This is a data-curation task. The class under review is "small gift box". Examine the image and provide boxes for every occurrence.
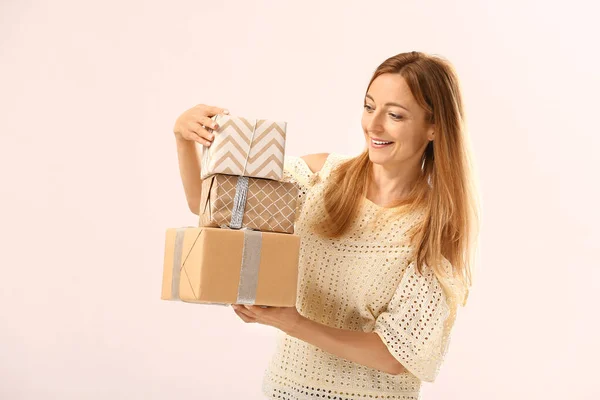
[161,227,299,307]
[199,174,298,234]
[200,114,287,180]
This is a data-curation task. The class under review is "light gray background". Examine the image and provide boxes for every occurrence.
[1,1,598,399]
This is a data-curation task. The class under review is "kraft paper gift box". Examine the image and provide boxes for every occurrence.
[199,174,299,234]
[200,114,287,180]
[161,227,299,307]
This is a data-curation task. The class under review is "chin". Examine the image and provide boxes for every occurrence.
[367,147,393,165]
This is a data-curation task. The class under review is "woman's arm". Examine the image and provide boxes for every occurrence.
[175,137,203,214]
[172,104,229,214]
[235,299,406,376]
[288,316,406,375]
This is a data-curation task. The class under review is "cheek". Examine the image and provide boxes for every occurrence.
[387,124,406,142]
[392,130,427,153]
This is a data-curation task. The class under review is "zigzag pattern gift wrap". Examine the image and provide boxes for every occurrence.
[200,114,286,180]
[199,174,298,234]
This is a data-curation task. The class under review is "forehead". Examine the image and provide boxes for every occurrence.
[366,73,416,105]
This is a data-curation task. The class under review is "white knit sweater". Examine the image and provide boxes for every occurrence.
[262,153,455,400]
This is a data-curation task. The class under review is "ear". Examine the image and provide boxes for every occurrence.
[427,125,435,141]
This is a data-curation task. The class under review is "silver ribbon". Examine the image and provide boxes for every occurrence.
[236,229,263,305]
[171,227,263,306]
[229,176,249,229]
[171,227,188,300]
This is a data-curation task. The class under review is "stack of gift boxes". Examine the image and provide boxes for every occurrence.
[161,114,301,307]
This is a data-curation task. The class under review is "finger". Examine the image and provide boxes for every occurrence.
[235,304,259,319]
[197,116,220,133]
[198,105,229,117]
[233,309,252,323]
[187,122,213,146]
[245,305,266,315]
[233,308,255,323]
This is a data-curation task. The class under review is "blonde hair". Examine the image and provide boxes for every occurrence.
[315,51,480,309]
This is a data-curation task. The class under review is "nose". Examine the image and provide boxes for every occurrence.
[367,111,385,134]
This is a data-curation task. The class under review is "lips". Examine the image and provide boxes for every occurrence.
[372,139,393,145]
[370,137,394,147]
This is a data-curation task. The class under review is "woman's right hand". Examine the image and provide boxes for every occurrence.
[173,104,229,147]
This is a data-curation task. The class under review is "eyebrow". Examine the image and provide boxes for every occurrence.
[365,94,411,112]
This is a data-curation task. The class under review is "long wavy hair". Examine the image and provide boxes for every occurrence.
[315,51,480,309]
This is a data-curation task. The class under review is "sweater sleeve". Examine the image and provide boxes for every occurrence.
[373,260,452,383]
[282,156,319,217]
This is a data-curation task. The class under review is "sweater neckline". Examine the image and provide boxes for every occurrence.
[362,196,408,211]
[295,154,407,212]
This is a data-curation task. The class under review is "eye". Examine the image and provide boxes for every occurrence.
[389,113,403,120]
[363,104,374,112]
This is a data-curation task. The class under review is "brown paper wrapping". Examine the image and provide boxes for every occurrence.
[161,227,299,307]
[199,175,298,234]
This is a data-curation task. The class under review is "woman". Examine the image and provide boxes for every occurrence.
[173,51,480,400]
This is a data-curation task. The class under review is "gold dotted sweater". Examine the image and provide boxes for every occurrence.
[262,153,456,400]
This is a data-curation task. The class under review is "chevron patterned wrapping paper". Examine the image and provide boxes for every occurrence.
[199,174,299,234]
[200,114,287,180]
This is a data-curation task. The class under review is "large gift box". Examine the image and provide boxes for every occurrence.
[200,114,286,180]
[199,174,298,234]
[161,227,299,306]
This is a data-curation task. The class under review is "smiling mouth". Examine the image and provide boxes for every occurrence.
[370,138,394,147]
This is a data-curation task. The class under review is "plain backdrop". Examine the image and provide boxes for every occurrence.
[1,1,599,399]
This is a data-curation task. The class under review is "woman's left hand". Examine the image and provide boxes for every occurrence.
[232,304,304,334]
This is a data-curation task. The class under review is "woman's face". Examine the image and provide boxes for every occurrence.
[361,73,434,167]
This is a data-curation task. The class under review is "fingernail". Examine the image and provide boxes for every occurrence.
[223,109,229,114]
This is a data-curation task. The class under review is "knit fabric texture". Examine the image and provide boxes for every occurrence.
[262,153,455,400]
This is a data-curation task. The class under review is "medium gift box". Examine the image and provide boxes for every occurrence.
[161,227,299,307]
[200,114,287,180]
[199,174,299,234]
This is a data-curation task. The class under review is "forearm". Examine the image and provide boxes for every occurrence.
[175,136,202,214]
[286,316,405,375]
